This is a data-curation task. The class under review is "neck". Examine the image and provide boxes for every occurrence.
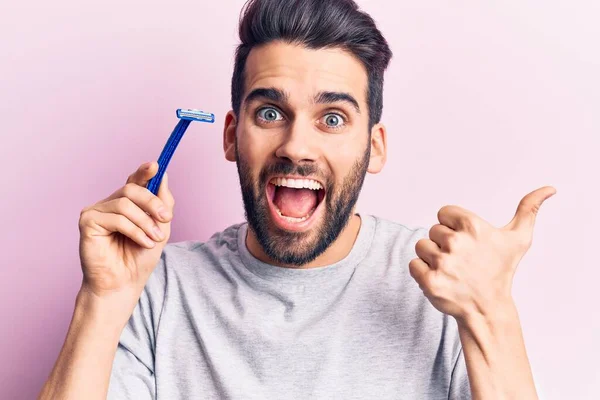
[245,212,362,269]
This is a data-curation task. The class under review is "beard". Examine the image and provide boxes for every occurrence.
[235,140,371,267]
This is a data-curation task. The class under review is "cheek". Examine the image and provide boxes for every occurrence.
[238,124,281,160]
[237,129,277,182]
[327,163,353,194]
[325,145,361,173]
[237,127,269,163]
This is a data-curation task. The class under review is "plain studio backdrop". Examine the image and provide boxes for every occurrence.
[1,0,598,398]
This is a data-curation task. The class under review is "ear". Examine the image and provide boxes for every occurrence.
[367,122,387,174]
[223,110,237,162]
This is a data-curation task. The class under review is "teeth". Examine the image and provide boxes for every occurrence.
[272,202,316,223]
[270,177,323,190]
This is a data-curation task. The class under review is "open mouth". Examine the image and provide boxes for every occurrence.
[265,176,326,231]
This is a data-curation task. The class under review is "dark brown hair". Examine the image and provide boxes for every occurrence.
[231,0,393,129]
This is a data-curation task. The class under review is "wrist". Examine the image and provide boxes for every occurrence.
[457,297,519,331]
[455,299,538,400]
[74,285,139,337]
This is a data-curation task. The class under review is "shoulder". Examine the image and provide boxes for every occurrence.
[367,214,429,259]
[363,215,450,330]
[368,216,464,377]
[165,221,244,257]
[145,221,245,293]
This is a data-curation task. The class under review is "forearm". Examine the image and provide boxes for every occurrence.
[38,289,131,400]
[456,301,537,400]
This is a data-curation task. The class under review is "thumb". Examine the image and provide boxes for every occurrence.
[158,170,168,195]
[157,172,174,212]
[504,186,557,233]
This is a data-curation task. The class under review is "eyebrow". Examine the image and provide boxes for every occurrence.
[244,87,289,109]
[314,91,361,114]
[243,87,361,114]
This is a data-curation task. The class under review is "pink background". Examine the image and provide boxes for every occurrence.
[1,0,598,398]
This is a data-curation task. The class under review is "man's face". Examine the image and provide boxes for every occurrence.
[228,41,377,267]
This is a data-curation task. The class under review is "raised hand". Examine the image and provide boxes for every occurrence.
[78,161,175,306]
[409,186,557,321]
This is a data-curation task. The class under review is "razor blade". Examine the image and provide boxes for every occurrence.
[176,108,215,123]
[146,108,215,195]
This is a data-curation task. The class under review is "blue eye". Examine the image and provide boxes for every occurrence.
[257,107,283,122]
[322,113,345,129]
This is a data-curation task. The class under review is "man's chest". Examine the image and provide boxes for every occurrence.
[152,288,452,399]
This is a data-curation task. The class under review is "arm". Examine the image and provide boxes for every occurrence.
[39,161,174,399]
[456,301,537,399]
[38,288,134,400]
[408,186,556,399]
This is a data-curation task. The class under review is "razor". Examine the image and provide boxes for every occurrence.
[146,108,215,195]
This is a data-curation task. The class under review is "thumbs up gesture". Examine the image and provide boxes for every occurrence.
[409,186,557,321]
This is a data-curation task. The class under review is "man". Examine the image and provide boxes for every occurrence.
[40,0,555,399]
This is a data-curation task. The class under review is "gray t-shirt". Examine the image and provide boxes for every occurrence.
[108,213,471,399]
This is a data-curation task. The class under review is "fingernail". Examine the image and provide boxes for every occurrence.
[157,207,169,220]
[153,225,165,240]
[144,237,156,248]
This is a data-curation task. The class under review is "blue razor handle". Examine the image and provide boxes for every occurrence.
[146,109,215,195]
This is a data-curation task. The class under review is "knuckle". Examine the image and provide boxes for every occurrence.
[415,238,427,251]
[437,205,452,219]
[409,259,424,281]
[445,233,460,251]
[431,251,445,267]
[78,210,89,229]
[425,273,441,294]
[79,204,94,219]
[428,225,437,238]
[114,213,131,230]
[462,218,479,237]
[79,208,98,232]
[115,197,133,213]
[123,182,138,197]
[435,253,450,270]
[419,273,433,292]
[408,259,418,276]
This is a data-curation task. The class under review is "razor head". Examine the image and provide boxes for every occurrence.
[176,108,215,123]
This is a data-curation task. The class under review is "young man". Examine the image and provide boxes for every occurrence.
[41,0,555,398]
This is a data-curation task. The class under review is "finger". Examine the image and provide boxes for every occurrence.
[428,224,458,253]
[437,205,480,235]
[125,162,173,223]
[504,186,557,233]
[96,161,158,205]
[95,197,166,243]
[409,257,433,290]
[437,205,464,231]
[156,172,174,215]
[100,181,170,224]
[127,161,157,186]
[84,209,156,249]
[415,238,442,268]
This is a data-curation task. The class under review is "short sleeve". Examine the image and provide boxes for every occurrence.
[448,346,472,400]
[107,344,155,399]
[107,255,168,399]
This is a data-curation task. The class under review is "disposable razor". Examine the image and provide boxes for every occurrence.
[146,109,215,195]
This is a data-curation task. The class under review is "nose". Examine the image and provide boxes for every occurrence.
[274,117,318,164]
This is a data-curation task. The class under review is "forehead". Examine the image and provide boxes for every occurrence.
[244,41,368,106]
